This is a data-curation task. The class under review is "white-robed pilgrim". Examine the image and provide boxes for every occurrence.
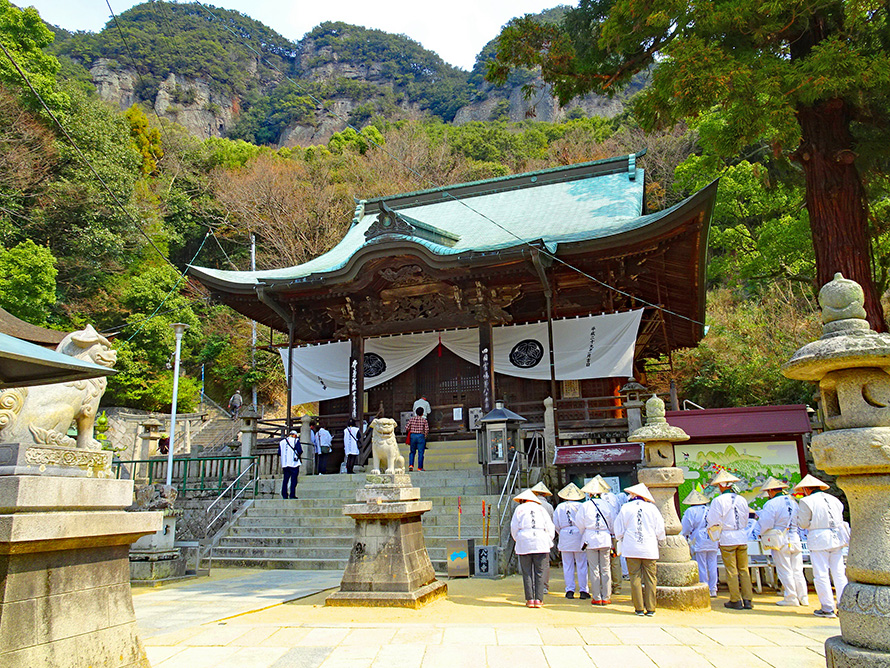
[613,485,665,560]
[511,490,555,555]
[706,490,749,546]
[279,431,302,468]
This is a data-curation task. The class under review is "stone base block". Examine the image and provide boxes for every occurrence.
[130,549,186,581]
[658,535,692,562]
[839,582,890,653]
[355,486,420,503]
[365,473,411,487]
[0,443,112,478]
[656,560,701,587]
[326,580,447,609]
[827,635,890,667]
[656,582,711,610]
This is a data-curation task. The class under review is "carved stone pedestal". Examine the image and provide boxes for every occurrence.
[631,397,710,611]
[326,473,447,608]
[0,443,161,668]
[783,274,890,667]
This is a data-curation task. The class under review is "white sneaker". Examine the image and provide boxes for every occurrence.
[776,599,799,606]
[799,597,810,606]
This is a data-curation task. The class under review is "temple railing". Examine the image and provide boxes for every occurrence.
[113,455,259,498]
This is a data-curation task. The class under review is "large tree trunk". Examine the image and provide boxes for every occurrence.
[796,98,886,332]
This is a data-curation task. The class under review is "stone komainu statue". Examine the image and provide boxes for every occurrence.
[369,417,405,475]
[0,325,117,449]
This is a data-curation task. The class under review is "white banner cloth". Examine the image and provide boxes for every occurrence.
[279,310,643,403]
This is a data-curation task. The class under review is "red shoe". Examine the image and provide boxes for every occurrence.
[408,466,413,471]
[591,599,603,605]
[602,599,611,605]
[533,600,543,608]
[526,600,534,608]
[418,468,424,471]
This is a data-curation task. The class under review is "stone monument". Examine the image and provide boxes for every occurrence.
[326,462,447,607]
[129,483,186,582]
[783,273,890,667]
[630,394,711,610]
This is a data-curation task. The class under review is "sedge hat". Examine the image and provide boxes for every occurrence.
[710,469,740,487]
[581,476,611,496]
[681,489,710,506]
[624,483,655,504]
[557,482,585,501]
[530,481,552,496]
[759,477,789,494]
[793,474,830,492]
[514,489,542,504]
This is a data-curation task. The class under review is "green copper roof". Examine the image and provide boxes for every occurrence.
[190,154,653,288]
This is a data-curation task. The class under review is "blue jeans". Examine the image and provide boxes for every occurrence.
[409,433,426,469]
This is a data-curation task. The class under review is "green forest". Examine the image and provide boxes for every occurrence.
[4,0,884,415]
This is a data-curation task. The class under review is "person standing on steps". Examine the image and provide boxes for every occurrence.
[227,389,243,420]
[796,474,848,618]
[756,477,808,607]
[405,407,429,472]
[315,422,332,475]
[278,429,302,499]
[412,395,432,420]
[530,481,555,594]
[706,469,754,610]
[343,419,361,474]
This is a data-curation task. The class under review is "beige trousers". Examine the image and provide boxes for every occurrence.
[720,544,753,602]
[626,557,657,613]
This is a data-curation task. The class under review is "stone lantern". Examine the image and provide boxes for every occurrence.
[620,378,648,434]
[783,273,890,667]
[478,401,526,475]
[630,394,710,610]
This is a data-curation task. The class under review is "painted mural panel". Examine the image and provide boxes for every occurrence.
[674,440,803,512]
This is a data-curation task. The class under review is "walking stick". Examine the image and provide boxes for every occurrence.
[482,501,486,546]
[458,496,462,540]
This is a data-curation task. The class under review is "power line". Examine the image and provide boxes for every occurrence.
[0,40,180,273]
[188,0,706,328]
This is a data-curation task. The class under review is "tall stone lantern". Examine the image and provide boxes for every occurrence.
[630,394,710,610]
[783,273,890,667]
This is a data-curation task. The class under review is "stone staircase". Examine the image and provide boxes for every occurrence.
[205,441,505,573]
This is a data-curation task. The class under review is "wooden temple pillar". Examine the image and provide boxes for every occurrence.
[479,322,495,414]
[349,335,365,426]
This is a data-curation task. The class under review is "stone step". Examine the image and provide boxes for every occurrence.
[218,536,355,548]
[248,495,497,510]
[202,556,349,570]
[212,546,353,559]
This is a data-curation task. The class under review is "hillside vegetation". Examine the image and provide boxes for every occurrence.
[0,0,842,417]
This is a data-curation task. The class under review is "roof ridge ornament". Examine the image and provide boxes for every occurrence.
[364,201,460,247]
[628,153,636,181]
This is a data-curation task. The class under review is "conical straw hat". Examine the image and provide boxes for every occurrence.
[558,482,585,501]
[681,489,710,506]
[793,474,830,492]
[530,481,552,496]
[759,477,789,494]
[710,469,740,486]
[624,483,655,504]
[581,477,611,496]
[514,489,542,504]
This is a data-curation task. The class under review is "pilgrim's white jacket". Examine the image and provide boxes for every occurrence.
[757,494,802,548]
[553,500,585,552]
[578,497,616,550]
[681,504,718,553]
[706,492,749,546]
[614,498,665,560]
[278,436,301,468]
[798,492,847,551]
[511,502,555,555]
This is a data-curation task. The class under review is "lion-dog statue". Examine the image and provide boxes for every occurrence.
[0,325,117,449]
[369,417,405,474]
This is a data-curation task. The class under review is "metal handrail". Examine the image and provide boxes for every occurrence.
[207,461,257,529]
[496,451,523,528]
[112,455,257,497]
[683,399,705,410]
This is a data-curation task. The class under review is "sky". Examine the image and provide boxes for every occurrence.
[23,0,565,71]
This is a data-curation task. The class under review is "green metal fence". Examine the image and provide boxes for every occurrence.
[112,455,259,498]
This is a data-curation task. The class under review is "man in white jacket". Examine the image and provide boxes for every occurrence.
[614,483,665,616]
[706,469,754,610]
[278,429,302,499]
[795,474,848,618]
[579,477,617,605]
[680,489,719,598]
[511,489,555,608]
[756,477,808,607]
[553,483,589,599]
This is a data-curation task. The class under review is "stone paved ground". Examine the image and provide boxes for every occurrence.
[134,569,837,668]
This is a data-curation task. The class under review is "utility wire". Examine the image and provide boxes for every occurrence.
[0,40,180,273]
[189,0,706,328]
